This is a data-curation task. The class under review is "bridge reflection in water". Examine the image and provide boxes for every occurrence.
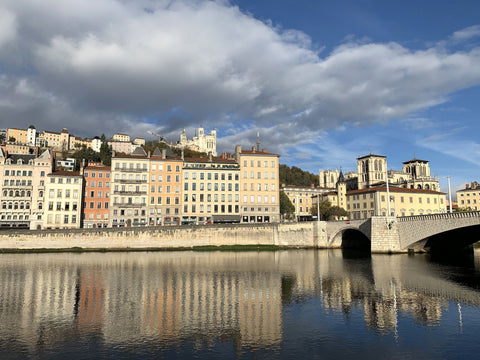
[0,250,479,357]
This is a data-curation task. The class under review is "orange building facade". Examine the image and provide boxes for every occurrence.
[148,151,183,226]
[83,164,111,228]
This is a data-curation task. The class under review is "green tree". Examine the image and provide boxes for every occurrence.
[8,136,16,143]
[279,164,319,186]
[280,191,295,219]
[0,133,5,143]
[71,145,101,170]
[99,141,112,166]
[310,199,349,221]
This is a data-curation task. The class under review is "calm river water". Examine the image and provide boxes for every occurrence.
[1,249,480,359]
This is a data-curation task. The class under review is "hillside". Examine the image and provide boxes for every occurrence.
[279,164,319,187]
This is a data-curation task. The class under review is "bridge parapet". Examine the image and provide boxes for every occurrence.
[396,211,480,250]
[398,211,480,222]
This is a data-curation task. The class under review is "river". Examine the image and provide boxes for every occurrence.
[1,249,480,359]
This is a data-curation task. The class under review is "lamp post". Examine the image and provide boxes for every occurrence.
[447,176,453,213]
[385,159,391,217]
[317,194,320,222]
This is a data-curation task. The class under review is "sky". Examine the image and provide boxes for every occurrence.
[1,0,480,195]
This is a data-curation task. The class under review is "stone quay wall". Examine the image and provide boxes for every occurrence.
[0,223,317,250]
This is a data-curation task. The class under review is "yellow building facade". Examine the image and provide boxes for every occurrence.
[347,187,446,220]
[457,181,480,211]
[237,146,280,223]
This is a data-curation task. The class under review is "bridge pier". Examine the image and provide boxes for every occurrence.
[370,216,405,253]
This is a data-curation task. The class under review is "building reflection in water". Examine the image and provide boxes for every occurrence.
[0,249,479,352]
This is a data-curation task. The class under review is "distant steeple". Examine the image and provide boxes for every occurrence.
[256,131,260,151]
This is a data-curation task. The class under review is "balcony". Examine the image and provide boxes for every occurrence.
[114,179,148,184]
[112,203,145,208]
[114,168,146,173]
[113,191,147,195]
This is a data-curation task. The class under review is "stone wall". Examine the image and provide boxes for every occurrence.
[369,216,403,253]
[0,223,316,250]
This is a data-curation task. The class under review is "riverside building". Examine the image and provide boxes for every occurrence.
[109,147,149,227]
[44,171,83,228]
[236,145,280,223]
[83,163,111,228]
[182,153,241,225]
[457,181,480,210]
[0,148,53,229]
[148,148,183,226]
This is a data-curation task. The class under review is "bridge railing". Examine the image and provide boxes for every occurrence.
[397,211,480,222]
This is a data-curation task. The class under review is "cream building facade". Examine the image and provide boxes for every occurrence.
[0,149,53,229]
[44,171,83,229]
[109,148,149,227]
[112,133,131,142]
[182,154,240,225]
[281,184,334,219]
[457,181,480,211]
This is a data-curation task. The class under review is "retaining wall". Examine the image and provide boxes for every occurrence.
[0,222,316,250]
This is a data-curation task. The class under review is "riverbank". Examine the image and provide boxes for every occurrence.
[0,222,318,252]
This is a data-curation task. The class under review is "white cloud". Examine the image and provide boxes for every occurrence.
[451,25,480,42]
[1,0,480,155]
[0,7,17,51]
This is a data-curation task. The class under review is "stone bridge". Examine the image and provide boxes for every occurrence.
[321,212,480,253]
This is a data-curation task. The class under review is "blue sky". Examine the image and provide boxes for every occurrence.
[1,0,479,194]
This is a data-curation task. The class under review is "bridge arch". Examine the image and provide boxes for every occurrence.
[398,212,480,252]
[329,226,371,250]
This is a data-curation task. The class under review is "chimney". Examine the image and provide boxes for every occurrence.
[162,149,166,159]
[181,149,184,161]
[466,184,470,189]
[208,152,212,162]
[147,151,151,158]
[262,149,267,153]
[252,146,256,153]
[234,145,241,162]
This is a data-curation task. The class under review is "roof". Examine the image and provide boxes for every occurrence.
[357,154,386,160]
[131,146,147,156]
[240,151,279,156]
[403,159,429,164]
[85,165,111,170]
[183,157,237,164]
[348,186,445,195]
[48,171,82,176]
[6,154,36,163]
[282,185,335,190]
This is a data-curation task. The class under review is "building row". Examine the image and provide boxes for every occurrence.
[2,125,217,157]
[0,143,279,229]
[283,153,447,220]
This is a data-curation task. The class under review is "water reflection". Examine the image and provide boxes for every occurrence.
[1,250,480,358]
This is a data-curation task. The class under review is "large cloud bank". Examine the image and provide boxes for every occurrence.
[1,0,480,152]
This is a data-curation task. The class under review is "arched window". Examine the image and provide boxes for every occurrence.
[14,202,18,209]
[27,191,31,197]
[39,190,43,197]
[8,202,12,209]
[374,160,378,171]
[15,190,19,197]
[21,190,25,197]
[20,202,24,209]
[2,202,6,209]
[25,202,30,210]
[417,184,422,189]
[378,161,382,172]
[432,184,436,191]
[2,190,6,197]
[9,190,13,197]
[425,184,430,190]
